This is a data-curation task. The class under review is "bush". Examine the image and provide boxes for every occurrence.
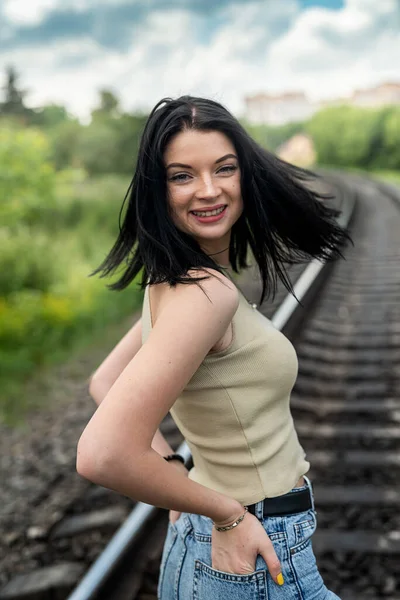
[75,114,146,176]
[0,227,63,295]
[380,107,400,169]
[242,120,305,152]
[0,126,56,229]
[0,128,140,423]
[306,105,395,170]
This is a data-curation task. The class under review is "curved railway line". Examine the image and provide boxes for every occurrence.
[1,171,399,600]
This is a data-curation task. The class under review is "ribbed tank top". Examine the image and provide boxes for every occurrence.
[141,276,310,506]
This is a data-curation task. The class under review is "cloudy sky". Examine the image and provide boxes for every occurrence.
[1,0,399,120]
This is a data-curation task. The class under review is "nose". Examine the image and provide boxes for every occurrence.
[195,175,221,200]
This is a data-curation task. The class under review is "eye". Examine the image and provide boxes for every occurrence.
[169,173,191,182]
[218,165,237,174]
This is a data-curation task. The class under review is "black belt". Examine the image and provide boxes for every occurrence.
[246,487,312,518]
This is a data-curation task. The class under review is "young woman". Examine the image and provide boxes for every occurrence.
[77,95,351,599]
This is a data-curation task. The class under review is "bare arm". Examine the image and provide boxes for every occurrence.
[88,317,143,406]
[76,270,243,526]
[87,316,182,465]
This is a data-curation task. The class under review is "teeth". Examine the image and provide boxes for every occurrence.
[193,206,225,217]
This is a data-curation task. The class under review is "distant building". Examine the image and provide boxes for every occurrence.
[350,82,400,108]
[277,133,316,168]
[245,92,317,126]
[245,82,400,125]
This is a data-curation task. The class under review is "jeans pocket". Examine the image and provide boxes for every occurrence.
[289,509,317,556]
[288,510,334,600]
[193,559,267,600]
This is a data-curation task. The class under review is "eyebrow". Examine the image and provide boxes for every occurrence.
[166,153,238,170]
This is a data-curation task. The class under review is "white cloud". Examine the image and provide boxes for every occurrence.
[1,0,399,120]
[266,0,400,101]
[2,0,128,25]
[3,0,56,25]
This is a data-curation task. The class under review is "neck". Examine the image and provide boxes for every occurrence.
[201,235,231,267]
[209,249,230,267]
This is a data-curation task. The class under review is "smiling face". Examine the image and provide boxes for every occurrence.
[164,129,243,264]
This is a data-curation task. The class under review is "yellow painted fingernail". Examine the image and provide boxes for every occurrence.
[277,573,284,586]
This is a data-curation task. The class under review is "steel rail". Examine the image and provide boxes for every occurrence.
[67,175,356,600]
[67,443,192,600]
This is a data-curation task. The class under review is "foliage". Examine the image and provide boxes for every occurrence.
[306,105,400,171]
[75,112,147,175]
[380,106,400,169]
[0,228,62,296]
[335,166,400,187]
[91,89,121,120]
[1,66,400,422]
[0,126,56,229]
[0,65,33,121]
[242,119,305,152]
[0,123,141,423]
[47,119,83,170]
[1,66,399,173]
[30,104,71,128]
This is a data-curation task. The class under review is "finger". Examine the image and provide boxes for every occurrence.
[260,542,284,586]
[169,511,182,525]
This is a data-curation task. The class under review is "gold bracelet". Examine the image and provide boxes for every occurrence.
[214,507,248,532]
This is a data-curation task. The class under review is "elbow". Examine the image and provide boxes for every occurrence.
[76,432,109,484]
[88,373,111,406]
[88,372,96,397]
[76,429,139,489]
[88,372,100,399]
[76,434,95,482]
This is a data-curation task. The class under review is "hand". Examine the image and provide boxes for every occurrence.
[168,509,182,525]
[211,510,283,586]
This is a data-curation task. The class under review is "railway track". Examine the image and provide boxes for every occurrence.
[291,175,400,599]
[1,171,398,599]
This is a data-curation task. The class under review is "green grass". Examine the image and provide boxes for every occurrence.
[0,287,144,427]
[318,165,400,187]
[3,310,142,429]
[367,169,400,186]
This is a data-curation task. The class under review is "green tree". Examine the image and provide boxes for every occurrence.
[306,105,384,168]
[380,106,400,169]
[110,113,147,174]
[0,65,33,122]
[48,119,82,170]
[30,104,70,128]
[91,89,120,121]
[0,126,56,229]
[0,125,59,299]
[77,111,146,175]
[76,120,119,174]
[242,120,305,152]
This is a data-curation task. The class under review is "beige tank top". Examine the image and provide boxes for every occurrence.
[141,277,310,506]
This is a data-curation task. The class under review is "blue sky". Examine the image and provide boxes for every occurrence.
[0,0,399,120]
[299,0,344,8]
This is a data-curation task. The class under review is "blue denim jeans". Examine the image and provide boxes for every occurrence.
[157,476,341,599]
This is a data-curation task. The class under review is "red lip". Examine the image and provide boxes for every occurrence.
[190,204,226,212]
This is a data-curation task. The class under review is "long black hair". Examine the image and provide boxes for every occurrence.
[90,95,353,304]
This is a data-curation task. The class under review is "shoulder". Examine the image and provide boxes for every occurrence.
[187,267,239,305]
[173,267,238,311]
[150,268,239,327]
